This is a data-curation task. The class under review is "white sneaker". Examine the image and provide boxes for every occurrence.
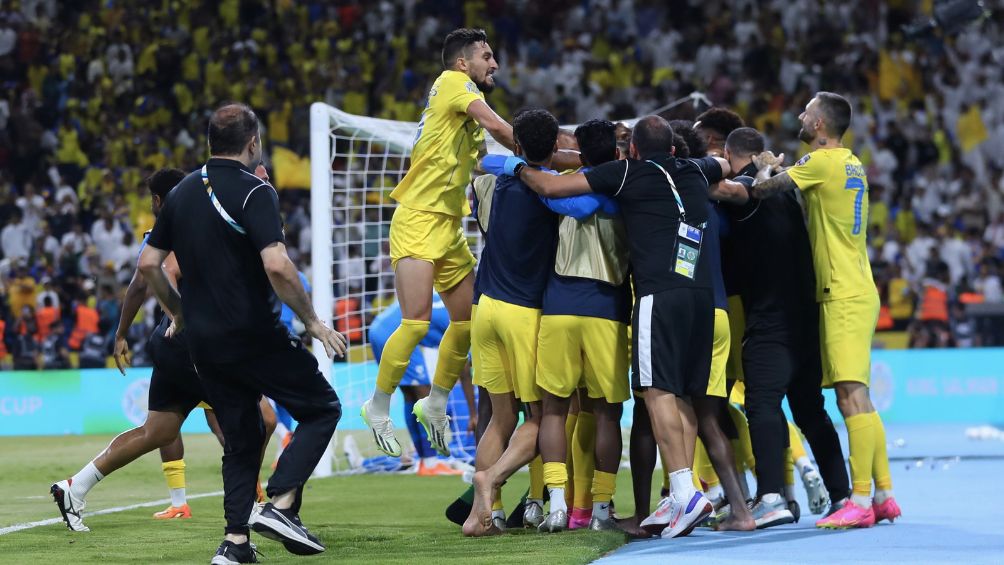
[361,399,401,457]
[412,397,451,456]
[801,468,829,515]
[51,479,89,532]
[342,435,365,469]
[641,492,713,539]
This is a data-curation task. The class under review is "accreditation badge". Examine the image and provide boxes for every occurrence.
[673,222,703,279]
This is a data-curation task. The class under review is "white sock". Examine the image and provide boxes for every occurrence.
[706,484,724,502]
[669,468,696,502]
[548,488,567,512]
[425,385,450,413]
[527,498,544,509]
[851,493,872,508]
[370,389,393,418]
[783,485,796,502]
[169,487,187,507]
[762,492,783,504]
[874,489,894,504]
[491,508,505,520]
[592,501,610,520]
[796,456,814,476]
[70,462,104,499]
[422,456,439,467]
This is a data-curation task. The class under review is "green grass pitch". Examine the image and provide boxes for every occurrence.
[0,433,631,563]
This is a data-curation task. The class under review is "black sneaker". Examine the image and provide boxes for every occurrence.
[824,498,847,518]
[787,499,801,523]
[210,540,260,564]
[250,503,324,555]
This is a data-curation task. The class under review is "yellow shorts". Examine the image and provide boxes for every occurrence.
[389,204,475,292]
[729,380,746,406]
[536,315,630,403]
[820,293,879,388]
[726,295,744,382]
[707,309,729,398]
[471,295,542,402]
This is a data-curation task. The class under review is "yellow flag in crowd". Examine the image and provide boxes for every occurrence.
[271,146,311,190]
[956,105,988,153]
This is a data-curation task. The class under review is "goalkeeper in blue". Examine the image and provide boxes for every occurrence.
[368,294,471,475]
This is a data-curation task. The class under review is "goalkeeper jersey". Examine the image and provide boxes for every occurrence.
[390,70,486,218]
[786,147,875,302]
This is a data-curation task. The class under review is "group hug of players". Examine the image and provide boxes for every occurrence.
[360,28,903,539]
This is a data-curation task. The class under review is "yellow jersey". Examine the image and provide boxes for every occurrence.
[787,147,876,302]
[390,70,486,217]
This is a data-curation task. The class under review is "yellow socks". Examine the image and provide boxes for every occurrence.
[571,412,596,509]
[431,320,471,391]
[788,420,808,462]
[529,456,545,500]
[591,470,617,519]
[871,412,893,492]
[693,439,717,489]
[162,459,187,507]
[543,461,568,512]
[846,413,876,504]
[728,404,756,472]
[375,319,429,395]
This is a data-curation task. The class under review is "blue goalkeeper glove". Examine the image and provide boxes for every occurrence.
[481,154,526,177]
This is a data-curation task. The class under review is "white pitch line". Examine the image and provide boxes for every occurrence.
[0,490,224,536]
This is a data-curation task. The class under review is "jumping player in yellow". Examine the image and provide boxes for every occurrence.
[361,28,516,457]
[751,92,901,528]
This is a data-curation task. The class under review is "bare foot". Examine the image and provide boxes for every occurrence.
[713,513,755,531]
[462,471,498,537]
[616,516,652,538]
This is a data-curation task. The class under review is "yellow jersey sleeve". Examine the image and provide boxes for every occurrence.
[786,152,828,191]
[798,148,875,302]
[390,70,486,218]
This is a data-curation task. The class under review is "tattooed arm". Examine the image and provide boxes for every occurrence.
[751,168,799,199]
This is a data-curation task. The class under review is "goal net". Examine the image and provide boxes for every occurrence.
[309,103,504,474]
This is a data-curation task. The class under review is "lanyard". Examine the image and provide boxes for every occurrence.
[646,160,687,222]
[202,164,247,234]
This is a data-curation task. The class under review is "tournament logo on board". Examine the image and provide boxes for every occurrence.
[870,361,894,412]
[122,377,151,426]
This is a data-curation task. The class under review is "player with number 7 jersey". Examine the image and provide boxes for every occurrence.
[750,92,899,530]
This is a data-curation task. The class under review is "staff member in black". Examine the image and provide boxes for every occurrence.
[483,115,755,536]
[719,127,851,518]
[140,103,347,565]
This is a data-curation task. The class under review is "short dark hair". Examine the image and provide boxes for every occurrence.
[442,28,488,69]
[669,119,707,158]
[631,115,675,158]
[671,133,689,159]
[145,168,186,200]
[724,127,765,157]
[815,92,852,138]
[695,107,745,138]
[513,108,559,164]
[574,119,617,167]
[208,103,259,155]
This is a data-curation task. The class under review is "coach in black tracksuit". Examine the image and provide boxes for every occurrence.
[140,103,347,565]
[721,128,851,512]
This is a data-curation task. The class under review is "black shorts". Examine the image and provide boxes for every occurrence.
[146,322,206,416]
[631,287,713,396]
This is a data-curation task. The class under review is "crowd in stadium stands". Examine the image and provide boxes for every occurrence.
[1,0,1003,368]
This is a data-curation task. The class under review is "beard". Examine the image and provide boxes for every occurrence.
[797,126,815,144]
[475,75,495,93]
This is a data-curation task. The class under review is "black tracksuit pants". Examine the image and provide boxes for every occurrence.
[743,329,850,502]
[196,340,341,536]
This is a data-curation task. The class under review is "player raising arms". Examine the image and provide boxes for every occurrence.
[751,92,901,528]
[360,28,517,458]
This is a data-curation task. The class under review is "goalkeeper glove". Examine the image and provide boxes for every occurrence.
[481,154,526,177]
